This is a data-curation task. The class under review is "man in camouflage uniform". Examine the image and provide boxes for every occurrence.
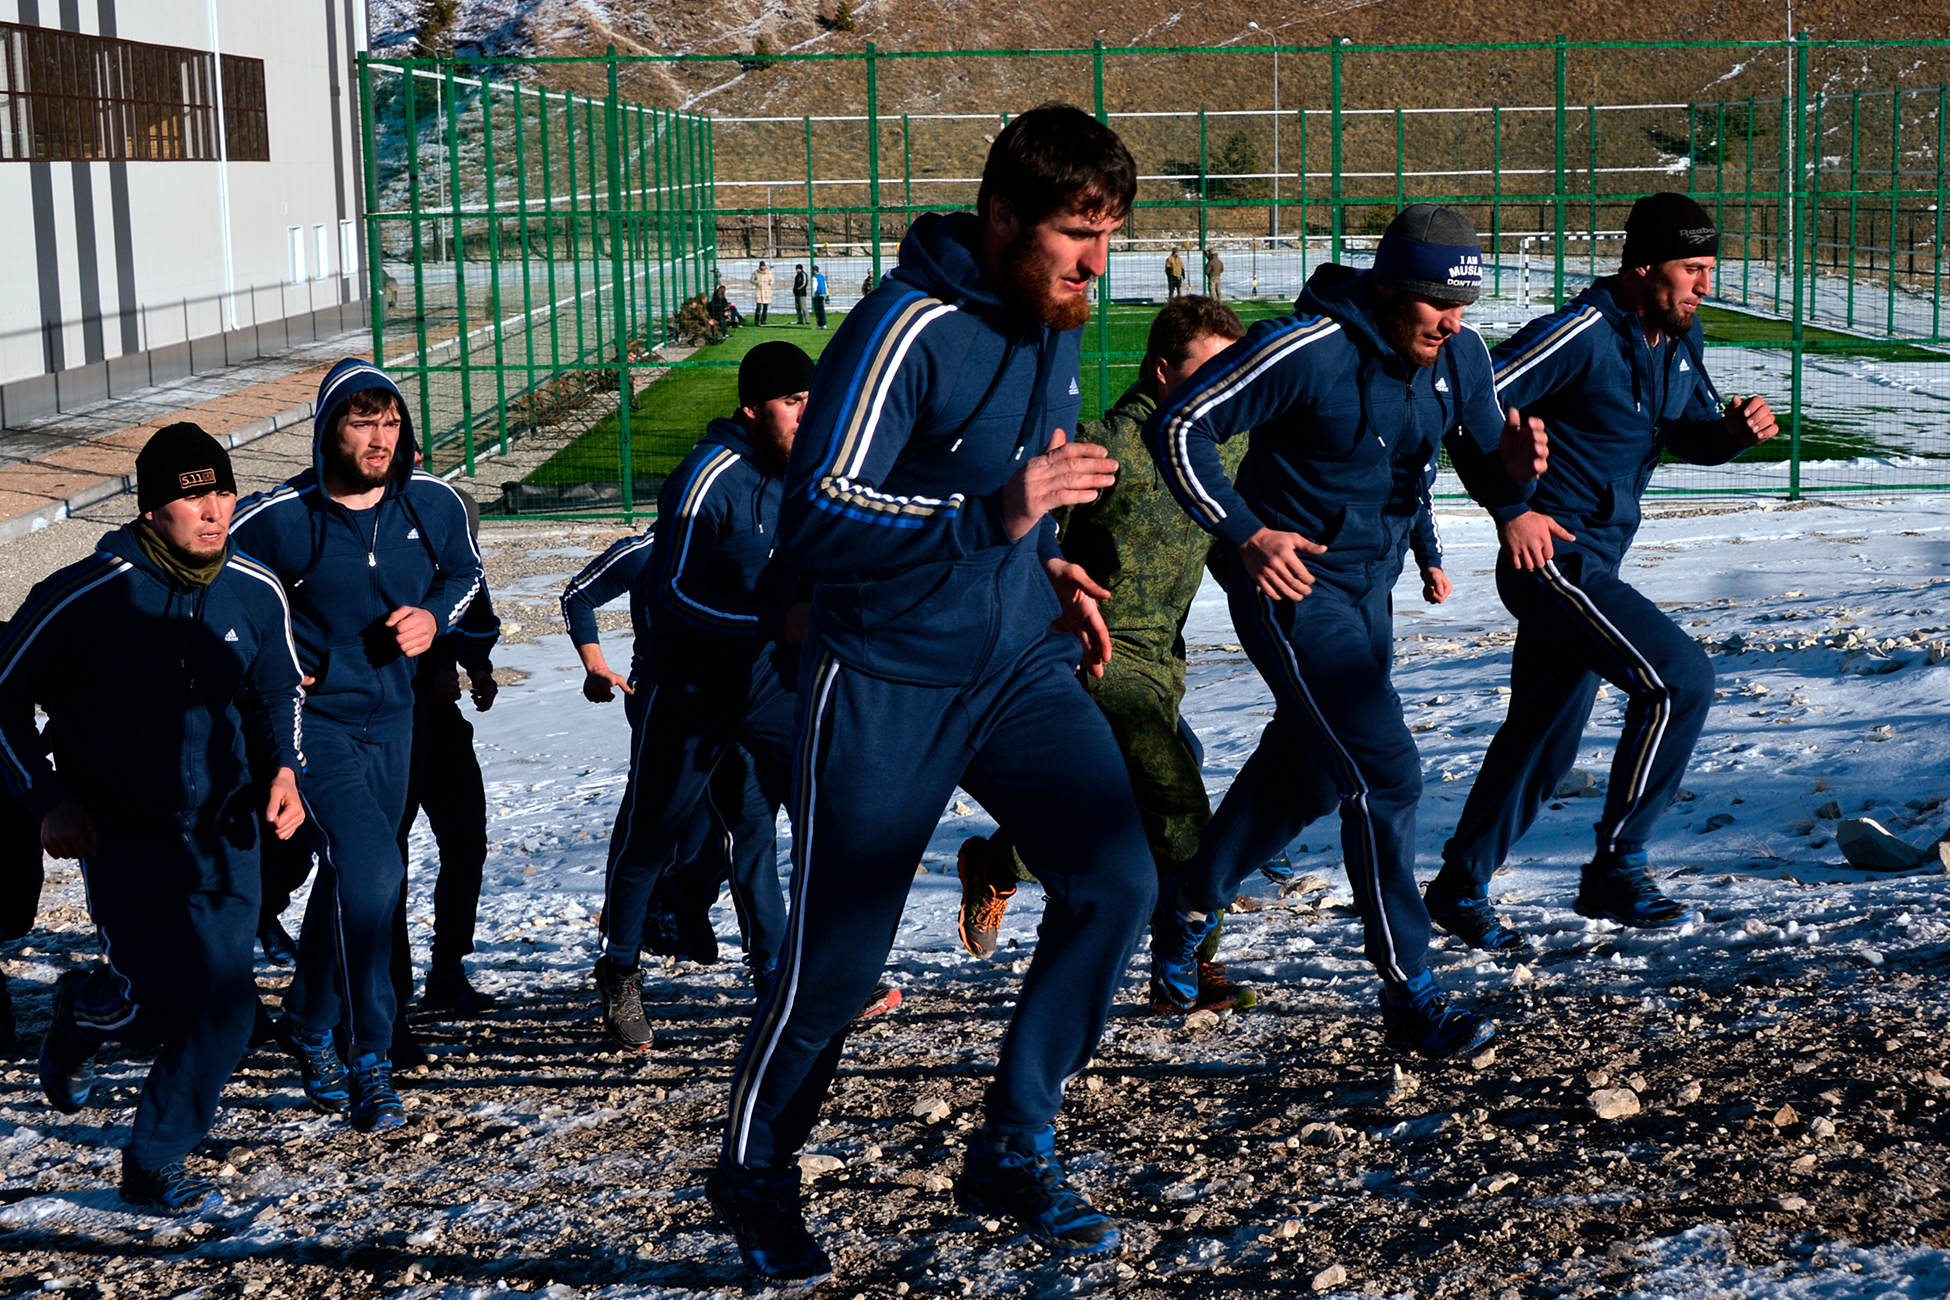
[955,296,1337,1012]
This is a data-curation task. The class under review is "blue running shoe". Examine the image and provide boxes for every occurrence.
[1575,849,1687,929]
[276,1020,350,1113]
[1259,851,1298,884]
[1149,891,1222,1009]
[346,1052,406,1132]
[38,970,98,1114]
[1424,877,1531,953]
[120,1160,222,1215]
[1380,971,1497,1059]
[707,1164,834,1283]
[955,1126,1119,1257]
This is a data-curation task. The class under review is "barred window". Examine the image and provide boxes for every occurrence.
[0,21,268,162]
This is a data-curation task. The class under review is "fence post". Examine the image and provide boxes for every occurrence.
[1789,34,1809,501]
[867,43,882,283]
[1847,90,1860,329]
[1093,40,1109,416]
[650,107,666,334]
[804,115,816,273]
[1553,34,1566,307]
[704,115,719,287]
[1887,88,1900,336]
[1492,103,1502,297]
[605,48,634,522]
[1587,103,1598,279]
[482,76,508,461]
[444,60,474,476]
[513,82,536,418]
[1198,107,1209,255]
[1937,84,1945,342]
[403,64,433,454]
[1330,39,1343,265]
[357,54,385,368]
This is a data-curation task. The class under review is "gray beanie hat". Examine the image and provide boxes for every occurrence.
[1371,204,1484,304]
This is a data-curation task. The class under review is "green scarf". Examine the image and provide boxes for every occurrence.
[134,521,226,589]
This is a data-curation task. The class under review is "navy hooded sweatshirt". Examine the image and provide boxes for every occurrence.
[0,525,304,824]
[230,360,483,735]
[777,210,1079,686]
[562,415,795,679]
[1144,267,1530,580]
[1490,277,1742,565]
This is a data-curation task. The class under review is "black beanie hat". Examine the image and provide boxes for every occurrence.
[1622,192,1719,269]
[1372,204,1483,304]
[137,422,237,513]
[738,341,816,409]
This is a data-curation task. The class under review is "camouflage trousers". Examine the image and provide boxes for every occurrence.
[994,644,1222,957]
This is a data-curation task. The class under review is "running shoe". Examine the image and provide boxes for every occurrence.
[1380,970,1496,1059]
[1575,848,1687,928]
[257,917,297,966]
[1424,876,1532,953]
[38,970,97,1113]
[855,984,903,1021]
[120,1160,222,1215]
[954,1125,1119,1257]
[595,956,653,1049]
[1148,891,1222,1009]
[275,1019,350,1114]
[1150,961,1256,1014]
[346,1052,406,1132]
[956,836,1016,960]
[421,965,498,1017]
[707,1163,834,1283]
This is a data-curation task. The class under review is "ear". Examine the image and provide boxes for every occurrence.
[987,192,1020,242]
[1147,354,1170,394]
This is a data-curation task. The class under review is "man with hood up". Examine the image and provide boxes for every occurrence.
[0,423,304,1213]
[1426,193,1776,950]
[230,361,482,1133]
[1143,205,1548,1060]
[711,103,1155,1283]
[584,340,814,1049]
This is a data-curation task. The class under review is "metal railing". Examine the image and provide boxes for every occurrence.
[360,38,1950,519]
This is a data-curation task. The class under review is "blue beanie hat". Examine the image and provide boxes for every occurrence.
[1372,204,1483,304]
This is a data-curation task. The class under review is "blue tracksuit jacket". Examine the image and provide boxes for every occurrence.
[1406,463,1443,573]
[1145,268,1531,573]
[230,360,483,735]
[779,210,1080,684]
[561,524,655,663]
[1492,277,1742,565]
[0,525,304,823]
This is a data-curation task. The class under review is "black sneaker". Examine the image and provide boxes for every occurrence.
[1424,877,1531,953]
[120,1160,222,1215]
[274,1019,350,1114]
[954,1126,1120,1257]
[595,957,653,1049]
[39,970,99,1113]
[346,1052,407,1132]
[258,917,297,966]
[1576,849,1688,928]
[421,966,498,1017]
[956,836,1016,960]
[391,1027,430,1072]
[1380,971,1496,1059]
[707,1164,834,1283]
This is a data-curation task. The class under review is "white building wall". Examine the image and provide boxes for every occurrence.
[0,0,367,409]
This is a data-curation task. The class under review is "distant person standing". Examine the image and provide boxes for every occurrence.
[1164,248,1185,298]
[752,261,775,327]
[1203,246,1224,300]
[810,266,829,329]
[791,264,809,325]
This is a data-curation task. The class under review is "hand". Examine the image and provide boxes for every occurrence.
[1723,394,1778,447]
[1499,406,1549,483]
[265,768,305,840]
[1001,429,1118,542]
[1045,558,1113,677]
[387,606,438,658]
[40,798,99,859]
[782,602,813,645]
[1237,527,1327,601]
[429,662,463,703]
[1499,510,1576,571]
[1421,566,1453,604]
[301,674,316,688]
[582,667,631,703]
[469,669,499,712]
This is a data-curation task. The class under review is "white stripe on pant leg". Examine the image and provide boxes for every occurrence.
[600,685,659,960]
[1247,592,1411,985]
[1537,561,1672,852]
[731,653,841,1167]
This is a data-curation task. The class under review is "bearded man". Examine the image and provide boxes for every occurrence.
[709,103,1156,1282]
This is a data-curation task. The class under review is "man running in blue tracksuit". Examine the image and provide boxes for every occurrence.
[562,524,788,997]
[573,342,813,1049]
[231,360,482,1132]
[1425,193,1777,948]
[711,104,1156,1282]
[0,424,304,1213]
[1143,206,1549,1059]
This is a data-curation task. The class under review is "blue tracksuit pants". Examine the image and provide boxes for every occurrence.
[723,636,1156,1172]
[1441,549,1714,886]
[72,799,259,1169]
[391,696,489,1010]
[599,658,794,964]
[642,744,787,978]
[1180,565,1430,986]
[283,716,412,1057]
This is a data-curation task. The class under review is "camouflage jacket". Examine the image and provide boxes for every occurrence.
[1057,382,1247,664]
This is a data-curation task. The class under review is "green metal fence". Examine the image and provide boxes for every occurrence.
[358,38,1950,520]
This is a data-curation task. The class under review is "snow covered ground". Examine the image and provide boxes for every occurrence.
[2,495,1948,1297]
